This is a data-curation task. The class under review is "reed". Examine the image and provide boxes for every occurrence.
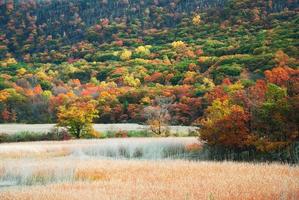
[0,139,298,200]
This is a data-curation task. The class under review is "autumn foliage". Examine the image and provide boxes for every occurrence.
[199,65,299,161]
[57,99,99,138]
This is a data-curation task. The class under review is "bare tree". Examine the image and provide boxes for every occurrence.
[144,96,173,136]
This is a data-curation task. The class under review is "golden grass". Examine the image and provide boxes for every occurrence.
[75,168,108,181]
[0,159,298,200]
[0,139,298,200]
[0,148,71,159]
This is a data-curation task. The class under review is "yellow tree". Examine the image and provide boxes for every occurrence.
[123,74,141,87]
[171,41,187,49]
[135,45,151,57]
[120,49,132,61]
[0,58,17,67]
[17,68,27,76]
[0,90,10,102]
[57,100,99,138]
[192,14,201,25]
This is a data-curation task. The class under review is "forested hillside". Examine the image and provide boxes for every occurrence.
[0,0,298,120]
[0,0,297,60]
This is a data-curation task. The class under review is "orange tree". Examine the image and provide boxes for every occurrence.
[198,64,299,162]
[199,99,251,150]
[57,99,99,138]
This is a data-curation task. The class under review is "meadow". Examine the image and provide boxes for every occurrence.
[0,138,298,200]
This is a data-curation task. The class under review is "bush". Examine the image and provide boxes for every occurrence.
[69,71,91,83]
[212,63,242,83]
[200,143,299,163]
[92,52,120,62]
[127,130,151,137]
[103,130,151,138]
[0,129,70,143]
[115,131,128,138]
[0,78,10,90]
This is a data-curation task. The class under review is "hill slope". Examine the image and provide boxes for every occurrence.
[0,0,298,125]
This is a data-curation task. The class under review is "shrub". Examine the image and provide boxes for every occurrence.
[92,52,119,62]
[115,131,128,138]
[0,129,71,143]
[127,130,151,137]
[212,63,242,82]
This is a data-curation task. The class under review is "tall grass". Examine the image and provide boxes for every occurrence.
[0,137,200,160]
[0,159,298,200]
[0,139,298,200]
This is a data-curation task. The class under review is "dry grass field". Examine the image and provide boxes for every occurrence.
[0,139,298,200]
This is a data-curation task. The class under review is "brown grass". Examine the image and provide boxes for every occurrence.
[0,139,298,200]
[75,168,108,181]
[0,159,298,200]
[0,148,71,159]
